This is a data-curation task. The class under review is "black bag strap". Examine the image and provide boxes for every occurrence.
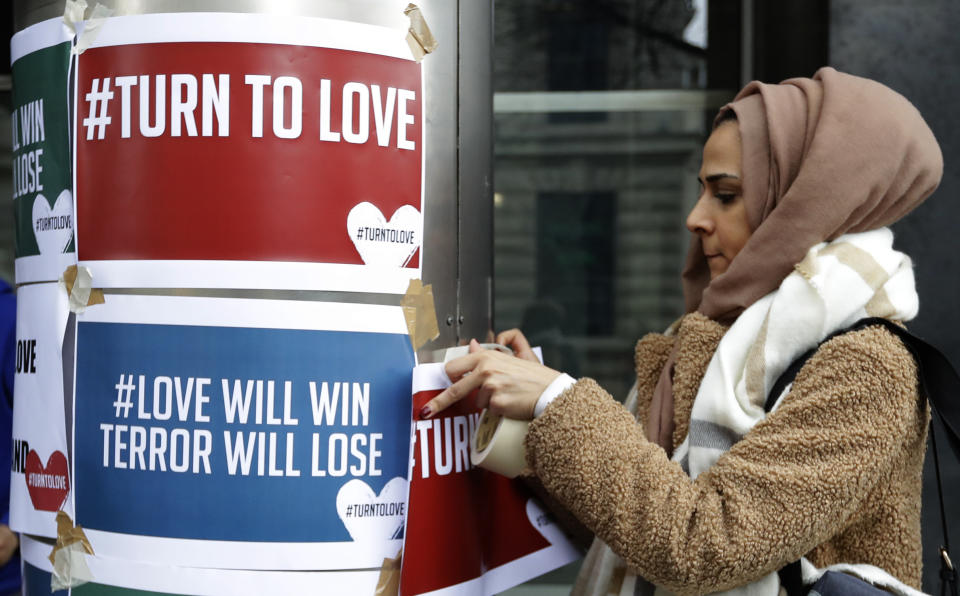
[933,423,959,596]
[777,560,805,596]
[767,317,960,596]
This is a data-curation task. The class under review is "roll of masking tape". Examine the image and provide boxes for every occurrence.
[470,408,529,478]
[437,342,513,363]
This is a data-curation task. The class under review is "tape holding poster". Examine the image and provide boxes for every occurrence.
[74,13,425,294]
[401,363,581,596]
[72,295,415,570]
[11,19,77,285]
[10,283,73,538]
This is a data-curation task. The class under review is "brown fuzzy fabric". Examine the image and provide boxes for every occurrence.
[632,333,675,429]
[526,318,928,595]
[519,469,596,550]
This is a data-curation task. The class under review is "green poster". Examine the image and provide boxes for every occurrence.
[11,19,75,283]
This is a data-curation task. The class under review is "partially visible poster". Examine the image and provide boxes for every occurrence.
[74,13,424,293]
[72,296,415,570]
[20,535,383,596]
[10,283,73,537]
[21,539,67,596]
[11,19,76,284]
[401,364,581,596]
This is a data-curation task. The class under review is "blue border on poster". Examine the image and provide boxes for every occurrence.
[74,322,414,543]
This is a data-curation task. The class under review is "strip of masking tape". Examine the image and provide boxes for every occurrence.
[60,265,106,313]
[63,0,88,34]
[374,550,401,596]
[470,408,530,478]
[73,3,115,55]
[401,278,439,351]
[403,4,438,62]
[49,511,95,590]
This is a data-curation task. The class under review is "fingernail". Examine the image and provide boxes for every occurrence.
[419,405,433,419]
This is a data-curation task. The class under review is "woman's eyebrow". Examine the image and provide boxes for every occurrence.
[705,173,740,182]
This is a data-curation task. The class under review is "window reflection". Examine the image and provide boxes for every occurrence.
[492,1,731,591]
[494,109,707,401]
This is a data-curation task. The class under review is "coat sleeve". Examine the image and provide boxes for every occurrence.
[524,325,924,595]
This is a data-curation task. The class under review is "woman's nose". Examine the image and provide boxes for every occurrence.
[686,196,714,235]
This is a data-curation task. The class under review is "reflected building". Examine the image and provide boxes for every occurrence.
[493,0,717,399]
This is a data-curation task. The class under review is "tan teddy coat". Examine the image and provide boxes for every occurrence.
[525,313,928,595]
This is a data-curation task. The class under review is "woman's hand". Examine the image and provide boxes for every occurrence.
[422,339,561,420]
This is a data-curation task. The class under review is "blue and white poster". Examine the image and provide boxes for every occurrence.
[72,296,415,570]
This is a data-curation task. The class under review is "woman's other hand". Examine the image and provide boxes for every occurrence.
[495,328,540,362]
[422,339,561,420]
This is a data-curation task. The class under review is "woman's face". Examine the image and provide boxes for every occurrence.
[687,120,752,280]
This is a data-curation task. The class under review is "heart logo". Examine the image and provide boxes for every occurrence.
[336,477,408,541]
[346,202,421,267]
[525,498,566,545]
[32,190,74,255]
[25,450,70,512]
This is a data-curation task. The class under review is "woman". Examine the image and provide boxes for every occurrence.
[422,68,943,595]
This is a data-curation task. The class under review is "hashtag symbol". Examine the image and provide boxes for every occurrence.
[113,374,135,419]
[83,78,114,140]
[345,505,353,518]
[356,227,364,241]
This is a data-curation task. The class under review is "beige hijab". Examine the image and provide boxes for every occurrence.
[646,67,943,452]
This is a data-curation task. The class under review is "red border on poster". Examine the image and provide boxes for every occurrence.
[76,40,422,271]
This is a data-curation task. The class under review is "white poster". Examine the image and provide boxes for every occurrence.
[10,283,73,537]
[20,535,384,596]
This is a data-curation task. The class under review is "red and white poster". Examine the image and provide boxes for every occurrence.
[74,13,423,293]
[402,364,581,596]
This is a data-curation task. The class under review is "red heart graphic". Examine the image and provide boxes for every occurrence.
[24,450,70,512]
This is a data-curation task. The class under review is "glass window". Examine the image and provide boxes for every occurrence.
[494,107,708,404]
[492,0,737,591]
